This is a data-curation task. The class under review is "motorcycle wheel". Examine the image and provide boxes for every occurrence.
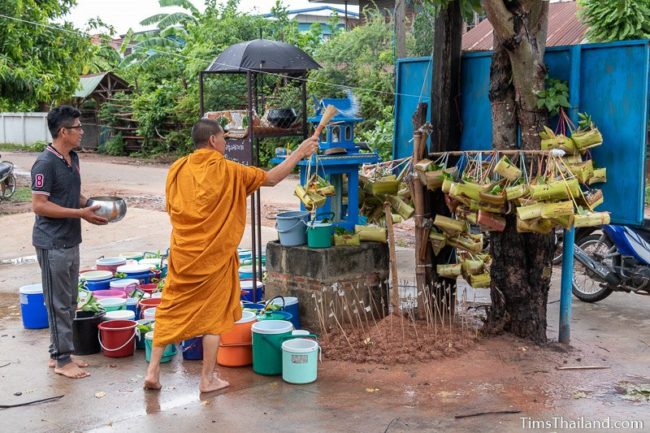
[572,234,615,302]
[0,173,16,199]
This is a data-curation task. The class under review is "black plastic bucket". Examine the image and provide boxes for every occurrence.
[73,310,105,355]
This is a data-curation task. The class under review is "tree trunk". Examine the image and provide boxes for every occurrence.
[483,0,553,343]
[395,0,407,58]
[429,0,463,316]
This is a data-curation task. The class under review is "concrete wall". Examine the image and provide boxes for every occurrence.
[0,112,51,145]
[266,241,390,330]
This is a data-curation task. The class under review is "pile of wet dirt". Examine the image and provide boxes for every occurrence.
[320,316,480,365]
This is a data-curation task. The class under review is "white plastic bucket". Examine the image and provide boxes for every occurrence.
[103,310,136,321]
[281,338,320,384]
[110,279,140,290]
[143,307,156,320]
[80,270,113,281]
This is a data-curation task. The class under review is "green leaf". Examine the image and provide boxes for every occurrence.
[557,95,570,108]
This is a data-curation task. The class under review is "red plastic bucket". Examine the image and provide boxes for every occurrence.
[139,298,162,318]
[97,319,137,358]
[139,283,159,295]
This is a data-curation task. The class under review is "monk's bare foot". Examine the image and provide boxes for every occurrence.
[48,357,89,368]
[143,377,162,391]
[54,362,90,379]
[144,365,162,390]
[199,374,229,394]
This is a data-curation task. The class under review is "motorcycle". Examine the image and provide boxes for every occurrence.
[0,154,16,200]
[572,222,650,302]
[552,227,598,265]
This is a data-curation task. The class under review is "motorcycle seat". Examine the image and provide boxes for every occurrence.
[0,163,11,178]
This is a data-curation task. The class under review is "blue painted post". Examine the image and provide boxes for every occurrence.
[559,228,575,343]
[559,45,582,344]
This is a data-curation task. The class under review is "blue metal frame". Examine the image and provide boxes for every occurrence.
[297,153,379,231]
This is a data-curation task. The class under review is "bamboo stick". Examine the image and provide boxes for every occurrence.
[384,202,400,316]
[412,130,428,321]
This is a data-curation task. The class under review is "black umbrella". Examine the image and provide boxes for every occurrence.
[205,39,321,73]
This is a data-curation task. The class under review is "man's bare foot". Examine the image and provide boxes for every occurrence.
[48,357,89,368]
[54,362,90,379]
[199,374,230,394]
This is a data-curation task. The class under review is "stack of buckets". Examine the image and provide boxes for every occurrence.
[217,311,257,366]
[275,210,333,249]
[251,321,320,384]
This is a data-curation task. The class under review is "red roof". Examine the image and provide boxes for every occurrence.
[462,1,586,51]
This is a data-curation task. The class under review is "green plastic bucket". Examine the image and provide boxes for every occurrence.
[282,337,320,384]
[307,221,333,248]
[257,311,293,322]
[98,297,126,312]
[252,320,294,375]
[145,331,177,363]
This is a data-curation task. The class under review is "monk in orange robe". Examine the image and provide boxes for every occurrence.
[144,119,318,393]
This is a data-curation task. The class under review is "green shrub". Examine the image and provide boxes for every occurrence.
[99,134,126,156]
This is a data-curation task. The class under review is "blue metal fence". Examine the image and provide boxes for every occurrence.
[393,40,650,225]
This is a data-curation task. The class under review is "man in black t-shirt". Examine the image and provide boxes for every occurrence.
[31,105,107,379]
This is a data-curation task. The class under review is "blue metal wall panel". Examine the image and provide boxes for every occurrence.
[579,42,649,225]
[394,40,650,226]
[459,53,492,151]
[393,57,432,160]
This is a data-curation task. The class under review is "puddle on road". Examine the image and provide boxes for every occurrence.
[0,255,37,266]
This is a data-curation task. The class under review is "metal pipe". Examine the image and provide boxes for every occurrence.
[199,72,205,117]
[559,228,574,344]
[247,71,258,296]
[559,44,582,344]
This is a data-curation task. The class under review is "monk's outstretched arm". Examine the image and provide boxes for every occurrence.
[263,137,319,186]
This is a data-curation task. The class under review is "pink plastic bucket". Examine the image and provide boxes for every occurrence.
[93,290,128,300]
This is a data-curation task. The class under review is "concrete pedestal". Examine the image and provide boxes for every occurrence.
[265,241,389,330]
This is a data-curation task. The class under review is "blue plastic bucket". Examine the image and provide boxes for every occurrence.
[123,271,153,284]
[86,279,112,291]
[181,337,203,360]
[80,270,114,291]
[238,249,252,261]
[276,211,310,246]
[125,298,139,318]
[239,265,266,280]
[145,331,176,363]
[240,280,264,302]
[270,296,301,330]
[242,301,265,312]
[19,284,48,329]
[117,265,154,284]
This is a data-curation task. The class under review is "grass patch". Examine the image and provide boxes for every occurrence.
[7,186,31,203]
[646,185,650,205]
[0,142,46,152]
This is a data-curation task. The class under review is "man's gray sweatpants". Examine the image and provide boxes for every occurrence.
[36,246,80,367]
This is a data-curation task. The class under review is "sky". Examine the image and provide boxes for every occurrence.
[64,0,359,34]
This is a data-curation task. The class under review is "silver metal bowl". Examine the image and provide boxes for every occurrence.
[86,196,127,223]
